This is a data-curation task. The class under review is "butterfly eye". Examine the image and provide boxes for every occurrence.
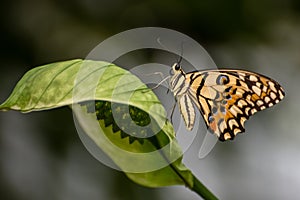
[172,63,181,71]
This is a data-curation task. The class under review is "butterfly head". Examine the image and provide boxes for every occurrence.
[170,62,185,75]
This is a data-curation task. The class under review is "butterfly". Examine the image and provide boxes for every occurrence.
[169,62,285,141]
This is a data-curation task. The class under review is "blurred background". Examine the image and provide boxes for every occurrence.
[0,0,299,199]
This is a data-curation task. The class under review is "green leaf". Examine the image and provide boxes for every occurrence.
[0,59,218,199]
[77,100,193,187]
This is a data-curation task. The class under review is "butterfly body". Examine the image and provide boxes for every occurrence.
[169,63,285,141]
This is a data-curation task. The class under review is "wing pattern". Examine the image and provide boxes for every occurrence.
[169,62,285,141]
[187,70,285,141]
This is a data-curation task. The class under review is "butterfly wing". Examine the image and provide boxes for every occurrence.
[187,69,285,141]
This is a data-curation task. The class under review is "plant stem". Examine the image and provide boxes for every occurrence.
[151,132,219,200]
[191,175,219,200]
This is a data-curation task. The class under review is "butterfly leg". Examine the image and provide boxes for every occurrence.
[170,98,177,125]
[141,74,171,93]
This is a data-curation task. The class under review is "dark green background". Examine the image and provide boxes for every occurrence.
[0,0,299,199]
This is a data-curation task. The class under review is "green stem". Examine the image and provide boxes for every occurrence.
[150,131,219,200]
[138,116,217,199]
[155,145,218,199]
[191,175,219,200]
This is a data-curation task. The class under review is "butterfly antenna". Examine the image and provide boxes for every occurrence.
[177,41,184,64]
[157,37,179,63]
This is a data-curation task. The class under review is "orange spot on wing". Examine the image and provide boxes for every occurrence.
[210,120,217,132]
[260,92,267,98]
[251,94,260,101]
[225,111,233,119]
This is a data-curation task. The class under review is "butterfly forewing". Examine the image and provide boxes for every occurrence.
[172,67,285,141]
